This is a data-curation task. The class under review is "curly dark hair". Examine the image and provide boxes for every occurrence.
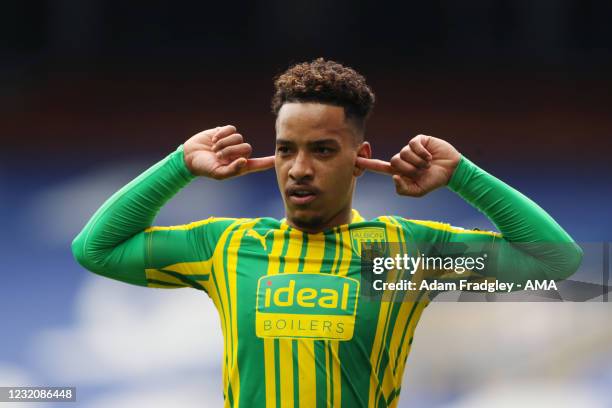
[271,58,375,135]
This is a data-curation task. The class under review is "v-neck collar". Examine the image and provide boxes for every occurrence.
[280,209,365,234]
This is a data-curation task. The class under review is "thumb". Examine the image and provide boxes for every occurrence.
[214,157,247,179]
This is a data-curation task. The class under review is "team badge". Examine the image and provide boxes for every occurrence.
[350,227,387,256]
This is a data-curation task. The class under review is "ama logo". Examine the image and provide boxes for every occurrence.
[256,273,360,341]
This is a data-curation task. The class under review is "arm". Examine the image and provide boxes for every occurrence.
[71,145,201,287]
[71,125,274,288]
[445,155,582,282]
[357,134,583,284]
[398,156,582,285]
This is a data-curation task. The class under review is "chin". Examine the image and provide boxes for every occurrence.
[288,210,325,230]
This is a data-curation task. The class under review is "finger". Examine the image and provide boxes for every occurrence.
[188,127,221,144]
[211,125,237,143]
[355,157,393,175]
[409,135,433,161]
[390,154,421,177]
[399,146,430,169]
[393,175,424,197]
[216,143,252,162]
[242,156,275,174]
[213,133,244,152]
[213,157,247,179]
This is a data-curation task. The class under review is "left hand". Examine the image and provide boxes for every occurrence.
[356,134,461,197]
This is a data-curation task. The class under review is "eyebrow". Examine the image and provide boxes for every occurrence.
[276,138,340,146]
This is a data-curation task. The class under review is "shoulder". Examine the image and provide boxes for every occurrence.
[145,216,277,236]
[371,216,500,238]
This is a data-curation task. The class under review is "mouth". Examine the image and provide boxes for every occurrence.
[286,185,320,206]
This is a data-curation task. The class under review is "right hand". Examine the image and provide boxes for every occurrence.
[183,125,275,179]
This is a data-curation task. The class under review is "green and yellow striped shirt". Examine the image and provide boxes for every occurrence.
[72,145,582,408]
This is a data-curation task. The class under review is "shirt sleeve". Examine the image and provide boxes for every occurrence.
[71,145,233,293]
[393,155,583,289]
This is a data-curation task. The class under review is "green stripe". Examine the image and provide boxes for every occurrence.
[386,387,400,407]
[333,230,344,275]
[228,381,235,407]
[235,219,269,407]
[314,341,328,408]
[372,222,407,408]
[292,340,300,408]
[278,228,291,273]
[146,279,184,287]
[208,221,241,404]
[392,292,425,377]
[270,226,291,408]
[376,220,412,404]
[297,233,308,272]
[322,228,339,273]
[189,274,210,281]
[222,222,243,375]
[289,235,308,408]
[328,341,334,407]
[209,261,230,386]
[157,269,205,290]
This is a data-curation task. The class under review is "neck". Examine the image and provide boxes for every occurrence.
[286,206,353,233]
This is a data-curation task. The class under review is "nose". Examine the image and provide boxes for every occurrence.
[288,150,314,181]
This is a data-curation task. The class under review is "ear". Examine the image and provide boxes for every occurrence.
[354,141,372,177]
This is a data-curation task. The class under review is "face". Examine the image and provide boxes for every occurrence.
[275,102,370,233]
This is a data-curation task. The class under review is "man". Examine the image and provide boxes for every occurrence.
[72,58,582,408]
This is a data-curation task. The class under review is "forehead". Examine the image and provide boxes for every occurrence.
[275,102,352,142]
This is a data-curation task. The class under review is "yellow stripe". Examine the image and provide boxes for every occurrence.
[325,342,331,406]
[279,339,294,408]
[368,218,401,408]
[267,224,288,276]
[278,225,297,407]
[264,224,288,407]
[337,226,352,277]
[226,220,259,407]
[297,341,316,408]
[264,339,277,408]
[144,217,234,232]
[302,233,325,273]
[284,229,303,274]
[383,218,414,395]
[379,217,431,405]
[330,230,341,275]
[145,269,185,286]
[406,219,501,237]
[209,220,242,404]
[298,233,325,407]
[331,341,341,408]
[208,221,238,404]
[323,227,350,407]
[394,300,429,383]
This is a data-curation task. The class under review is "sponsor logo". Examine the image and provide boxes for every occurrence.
[256,273,360,340]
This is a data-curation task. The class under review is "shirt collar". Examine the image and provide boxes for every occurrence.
[280,209,365,230]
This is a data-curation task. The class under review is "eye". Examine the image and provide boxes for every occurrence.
[276,145,291,155]
[315,146,335,155]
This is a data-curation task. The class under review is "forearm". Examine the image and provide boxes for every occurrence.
[71,145,196,283]
[448,156,583,280]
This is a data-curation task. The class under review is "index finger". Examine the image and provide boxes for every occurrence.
[242,155,275,174]
[356,157,394,175]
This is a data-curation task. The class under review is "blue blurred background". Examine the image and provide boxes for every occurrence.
[1,1,611,407]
